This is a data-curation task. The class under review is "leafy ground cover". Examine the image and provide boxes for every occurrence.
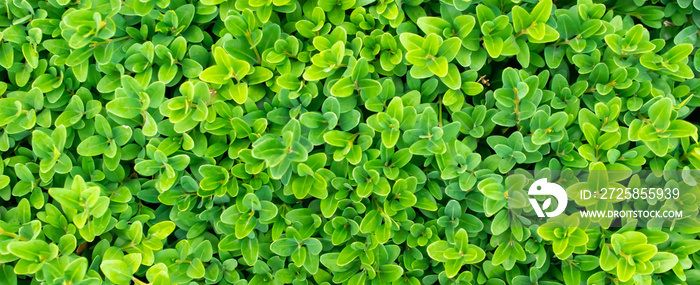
[0,0,700,284]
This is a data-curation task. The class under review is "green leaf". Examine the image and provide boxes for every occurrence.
[8,240,51,262]
[148,221,176,239]
[0,43,14,69]
[483,36,503,58]
[360,210,381,233]
[187,258,206,279]
[0,265,16,285]
[616,258,635,282]
[629,244,657,262]
[235,214,257,239]
[562,261,581,285]
[0,99,23,126]
[270,238,298,256]
[417,17,451,35]
[649,98,673,130]
[665,120,698,140]
[530,0,552,23]
[77,136,109,156]
[241,237,259,266]
[331,77,355,97]
[650,252,679,273]
[427,57,448,77]
[440,64,462,90]
[106,97,143,119]
[230,82,249,104]
[663,43,693,64]
[512,6,530,32]
[337,246,361,266]
[199,65,232,85]
[101,260,133,284]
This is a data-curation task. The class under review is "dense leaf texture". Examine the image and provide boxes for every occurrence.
[0,0,698,284]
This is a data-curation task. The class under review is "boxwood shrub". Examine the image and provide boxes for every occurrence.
[0,0,699,284]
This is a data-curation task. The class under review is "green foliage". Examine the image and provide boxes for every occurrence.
[0,0,698,284]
